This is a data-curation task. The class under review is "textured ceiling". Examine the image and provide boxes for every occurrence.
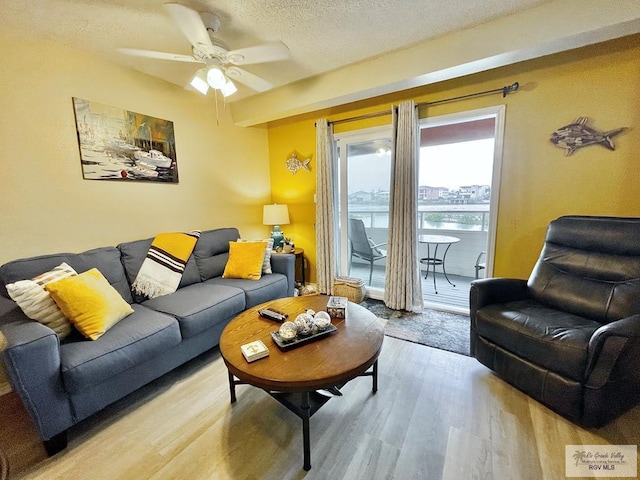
[0,0,550,101]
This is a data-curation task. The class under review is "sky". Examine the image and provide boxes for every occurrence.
[346,138,494,193]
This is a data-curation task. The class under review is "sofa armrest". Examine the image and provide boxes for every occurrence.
[270,253,295,297]
[0,306,74,441]
[585,314,640,388]
[469,278,529,318]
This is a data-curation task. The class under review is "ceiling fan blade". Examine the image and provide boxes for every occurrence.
[163,3,215,55]
[225,42,290,65]
[118,47,200,63]
[224,67,273,92]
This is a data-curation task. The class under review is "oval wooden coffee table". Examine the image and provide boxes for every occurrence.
[219,295,384,471]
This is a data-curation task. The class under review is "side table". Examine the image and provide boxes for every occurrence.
[292,248,305,284]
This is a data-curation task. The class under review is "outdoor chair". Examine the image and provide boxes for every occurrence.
[474,251,486,278]
[348,218,387,285]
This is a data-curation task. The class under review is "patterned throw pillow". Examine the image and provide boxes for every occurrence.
[6,262,77,339]
[239,238,274,274]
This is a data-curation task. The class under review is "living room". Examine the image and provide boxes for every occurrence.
[1,0,640,478]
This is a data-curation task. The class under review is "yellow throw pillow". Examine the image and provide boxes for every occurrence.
[45,268,134,340]
[222,241,267,280]
[238,238,274,274]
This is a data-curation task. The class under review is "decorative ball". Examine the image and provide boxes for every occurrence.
[305,309,316,316]
[313,311,331,330]
[279,321,298,341]
[294,313,315,336]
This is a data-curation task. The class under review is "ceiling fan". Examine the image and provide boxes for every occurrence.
[118,3,290,98]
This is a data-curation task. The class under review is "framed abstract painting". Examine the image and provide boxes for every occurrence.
[72,97,179,183]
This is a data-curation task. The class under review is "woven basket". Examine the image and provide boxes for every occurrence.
[333,276,366,303]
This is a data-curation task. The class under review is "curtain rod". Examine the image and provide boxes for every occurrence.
[327,82,519,126]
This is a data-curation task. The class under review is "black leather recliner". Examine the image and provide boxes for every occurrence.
[470,215,640,427]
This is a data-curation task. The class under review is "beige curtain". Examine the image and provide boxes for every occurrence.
[315,119,337,294]
[384,101,424,312]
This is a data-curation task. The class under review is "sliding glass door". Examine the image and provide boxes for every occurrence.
[417,106,504,312]
[335,126,392,298]
[334,106,505,310]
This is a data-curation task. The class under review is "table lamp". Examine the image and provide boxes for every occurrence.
[263,204,290,250]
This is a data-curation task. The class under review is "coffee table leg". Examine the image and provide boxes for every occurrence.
[301,392,311,471]
[228,370,236,403]
[372,360,378,393]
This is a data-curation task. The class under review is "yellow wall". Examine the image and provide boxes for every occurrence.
[267,35,640,282]
[0,29,272,264]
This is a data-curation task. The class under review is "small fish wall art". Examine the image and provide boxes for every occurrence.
[550,117,627,156]
[286,152,312,174]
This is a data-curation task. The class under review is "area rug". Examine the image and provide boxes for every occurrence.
[360,298,470,356]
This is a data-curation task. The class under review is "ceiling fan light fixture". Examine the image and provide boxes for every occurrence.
[221,80,238,98]
[190,71,209,95]
[207,66,227,89]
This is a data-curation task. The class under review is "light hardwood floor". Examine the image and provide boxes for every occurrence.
[2,337,639,479]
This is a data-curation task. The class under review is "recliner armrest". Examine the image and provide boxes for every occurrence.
[469,278,529,317]
[585,314,640,388]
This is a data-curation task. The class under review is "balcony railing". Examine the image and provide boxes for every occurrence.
[346,205,489,279]
[349,204,490,231]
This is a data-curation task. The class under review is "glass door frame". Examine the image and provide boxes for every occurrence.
[335,125,392,296]
[419,105,506,280]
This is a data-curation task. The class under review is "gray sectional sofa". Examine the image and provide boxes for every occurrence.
[0,227,294,455]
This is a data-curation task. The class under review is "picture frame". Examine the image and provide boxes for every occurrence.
[72,97,179,183]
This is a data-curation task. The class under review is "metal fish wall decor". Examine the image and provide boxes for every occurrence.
[550,117,627,156]
[286,152,312,174]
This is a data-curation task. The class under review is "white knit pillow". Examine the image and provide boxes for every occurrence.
[6,262,77,339]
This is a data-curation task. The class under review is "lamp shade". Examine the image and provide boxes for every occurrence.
[220,80,238,98]
[263,204,290,225]
[207,67,227,89]
[190,71,209,95]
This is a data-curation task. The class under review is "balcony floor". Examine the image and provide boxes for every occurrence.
[348,263,475,313]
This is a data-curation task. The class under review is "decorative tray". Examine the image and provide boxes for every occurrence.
[270,324,337,350]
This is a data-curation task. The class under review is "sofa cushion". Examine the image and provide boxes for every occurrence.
[193,228,240,281]
[476,299,600,381]
[46,268,134,340]
[118,237,201,303]
[142,282,245,339]
[206,273,289,309]
[60,304,180,393]
[0,247,132,304]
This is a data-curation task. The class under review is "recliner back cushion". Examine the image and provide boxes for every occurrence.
[0,247,133,303]
[193,228,240,281]
[528,216,640,323]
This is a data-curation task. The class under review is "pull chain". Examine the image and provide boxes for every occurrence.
[214,89,220,126]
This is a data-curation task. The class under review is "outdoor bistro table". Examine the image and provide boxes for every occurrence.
[418,234,460,294]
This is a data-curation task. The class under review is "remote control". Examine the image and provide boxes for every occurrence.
[258,308,288,322]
